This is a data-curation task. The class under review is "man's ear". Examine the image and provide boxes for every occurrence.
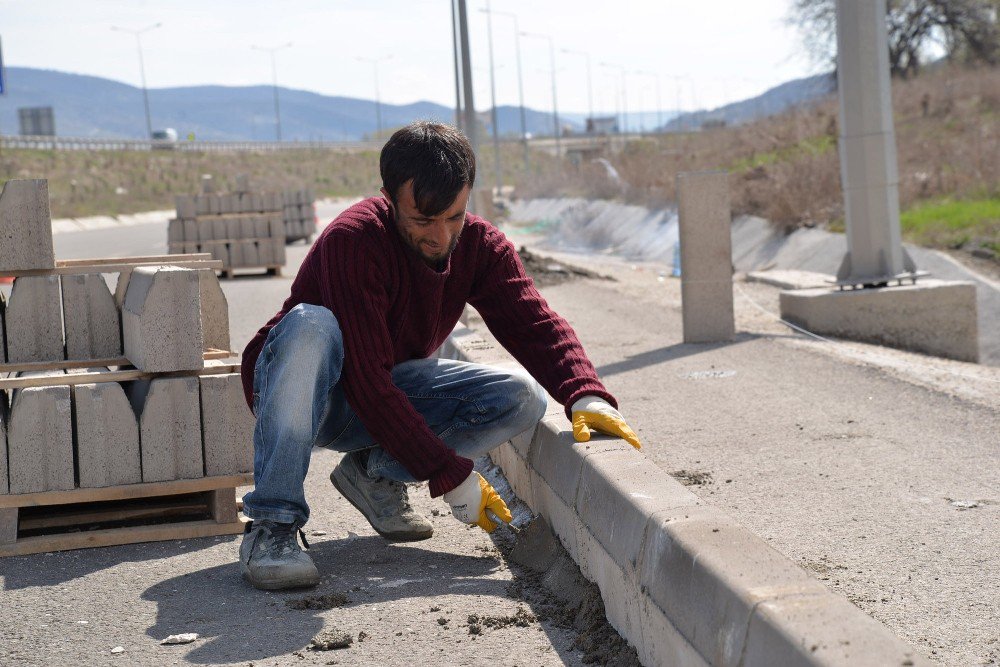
[380,187,395,216]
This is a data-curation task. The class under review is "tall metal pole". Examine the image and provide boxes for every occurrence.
[600,62,628,136]
[562,49,593,132]
[457,0,477,156]
[491,10,528,169]
[252,42,292,141]
[356,55,392,139]
[484,1,502,197]
[451,0,463,130]
[111,23,161,139]
[522,32,560,158]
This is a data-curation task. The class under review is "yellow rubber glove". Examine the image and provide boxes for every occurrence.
[571,396,642,450]
[442,471,513,533]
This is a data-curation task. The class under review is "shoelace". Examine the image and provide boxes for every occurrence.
[249,520,310,555]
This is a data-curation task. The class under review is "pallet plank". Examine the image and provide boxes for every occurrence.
[207,488,239,524]
[56,253,213,267]
[0,348,236,375]
[0,474,254,509]
[0,518,248,557]
[0,363,240,391]
[0,508,17,545]
[18,500,207,532]
[2,259,223,278]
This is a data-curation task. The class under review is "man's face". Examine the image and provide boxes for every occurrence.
[382,180,469,267]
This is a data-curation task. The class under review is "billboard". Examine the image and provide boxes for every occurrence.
[19,107,56,136]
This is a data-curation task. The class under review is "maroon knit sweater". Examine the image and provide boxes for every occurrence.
[241,197,616,497]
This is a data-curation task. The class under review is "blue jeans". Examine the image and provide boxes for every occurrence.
[241,303,548,526]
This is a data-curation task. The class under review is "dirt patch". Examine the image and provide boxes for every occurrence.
[671,469,714,486]
[517,247,613,287]
[466,606,536,635]
[287,592,349,610]
[494,518,642,666]
[309,627,353,651]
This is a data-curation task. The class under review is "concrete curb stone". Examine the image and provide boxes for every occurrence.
[61,273,123,360]
[73,375,142,488]
[125,377,203,483]
[0,179,55,271]
[6,276,64,363]
[0,391,8,494]
[121,266,204,372]
[7,371,74,494]
[441,324,931,666]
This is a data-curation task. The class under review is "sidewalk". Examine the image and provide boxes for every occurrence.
[477,235,999,667]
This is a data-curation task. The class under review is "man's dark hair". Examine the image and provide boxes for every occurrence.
[380,121,476,216]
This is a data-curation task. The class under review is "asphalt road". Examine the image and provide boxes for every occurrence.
[2,202,622,667]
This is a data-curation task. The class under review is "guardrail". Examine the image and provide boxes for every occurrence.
[0,135,382,153]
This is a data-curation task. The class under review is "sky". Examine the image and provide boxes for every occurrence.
[0,0,821,115]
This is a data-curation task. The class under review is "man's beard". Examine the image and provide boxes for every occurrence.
[404,226,463,267]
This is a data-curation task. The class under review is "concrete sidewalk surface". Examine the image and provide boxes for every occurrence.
[481,238,997,667]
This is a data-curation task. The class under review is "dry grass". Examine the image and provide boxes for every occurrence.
[512,63,1000,241]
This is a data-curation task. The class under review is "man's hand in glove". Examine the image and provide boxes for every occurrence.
[571,396,642,450]
[443,471,512,533]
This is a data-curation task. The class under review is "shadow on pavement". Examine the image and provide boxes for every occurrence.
[0,536,224,590]
[142,535,513,665]
[595,332,763,378]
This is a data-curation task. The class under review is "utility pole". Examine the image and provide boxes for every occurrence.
[111,22,161,139]
[252,42,292,141]
[451,0,463,130]
[488,9,528,170]
[456,0,477,155]
[600,62,628,136]
[484,0,502,198]
[356,55,393,140]
[522,32,560,158]
[562,48,594,133]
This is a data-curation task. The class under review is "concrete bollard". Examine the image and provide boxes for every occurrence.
[677,170,735,344]
[5,276,65,362]
[73,374,141,488]
[122,266,204,372]
[200,372,254,476]
[7,372,74,494]
[61,274,122,360]
[126,377,203,482]
[0,390,8,494]
[0,179,56,271]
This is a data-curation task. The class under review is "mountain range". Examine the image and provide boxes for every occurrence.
[0,67,835,141]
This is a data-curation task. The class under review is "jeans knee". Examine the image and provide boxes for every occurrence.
[508,372,547,424]
[282,304,344,358]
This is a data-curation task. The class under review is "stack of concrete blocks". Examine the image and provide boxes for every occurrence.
[168,189,287,272]
[282,189,316,243]
[1,180,253,505]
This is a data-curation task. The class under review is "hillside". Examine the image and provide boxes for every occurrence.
[0,67,584,141]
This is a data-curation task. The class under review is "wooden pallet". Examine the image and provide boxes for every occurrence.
[219,265,282,280]
[0,474,253,557]
[1,253,224,278]
[0,356,240,391]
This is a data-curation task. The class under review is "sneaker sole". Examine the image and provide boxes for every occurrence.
[330,470,433,542]
[241,569,320,591]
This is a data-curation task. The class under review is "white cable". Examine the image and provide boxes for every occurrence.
[733,282,1000,385]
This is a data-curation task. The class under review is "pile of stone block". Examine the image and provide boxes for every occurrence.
[283,189,316,243]
[169,179,287,274]
[1,178,252,499]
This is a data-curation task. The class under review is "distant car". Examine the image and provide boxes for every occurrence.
[151,128,178,149]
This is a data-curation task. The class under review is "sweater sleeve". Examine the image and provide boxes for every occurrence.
[316,230,473,497]
[468,230,617,418]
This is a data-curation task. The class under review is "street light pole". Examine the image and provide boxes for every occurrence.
[600,62,628,136]
[488,9,528,170]
[562,48,593,133]
[356,55,393,140]
[111,22,161,139]
[252,42,293,141]
[522,31,560,158]
[636,70,662,133]
[483,1,502,198]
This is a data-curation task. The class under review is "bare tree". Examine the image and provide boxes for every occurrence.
[787,0,999,77]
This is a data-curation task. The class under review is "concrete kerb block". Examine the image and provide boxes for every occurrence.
[576,448,704,572]
[228,241,245,268]
[253,216,270,238]
[61,273,122,360]
[638,594,711,667]
[241,240,259,267]
[0,179,55,271]
[199,372,254,476]
[126,376,203,482]
[73,373,141,488]
[7,371,74,494]
[527,418,623,508]
[198,219,215,242]
[183,219,198,242]
[167,218,184,243]
[638,507,829,666]
[175,195,197,220]
[1,292,7,363]
[531,472,582,564]
[742,592,933,667]
[122,266,204,372]
[495,442,535,509]
[6,275,64,362]
[239,217,256,239]
[198,269,231,352]
[0,390,9,494]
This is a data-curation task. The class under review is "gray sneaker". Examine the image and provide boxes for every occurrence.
[239,520,320,590]
[330,451,434,542]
